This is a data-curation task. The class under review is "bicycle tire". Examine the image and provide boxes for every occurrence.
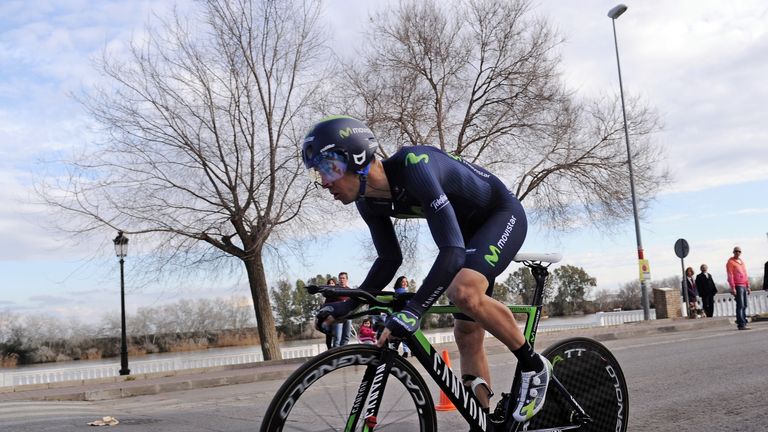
[260,344,436,432]
[528,337,629,432]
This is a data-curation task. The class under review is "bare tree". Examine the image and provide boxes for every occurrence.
[37,0,331,360]
[337,0,668,229]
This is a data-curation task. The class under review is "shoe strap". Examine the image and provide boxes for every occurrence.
[462,374,494,399]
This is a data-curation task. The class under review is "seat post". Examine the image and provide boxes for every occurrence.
[530,264,549,307]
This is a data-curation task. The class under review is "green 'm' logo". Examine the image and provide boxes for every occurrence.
[339,127,352,139]
[484,245,500,267]
[405,152,429,166]
[397,312,417,326]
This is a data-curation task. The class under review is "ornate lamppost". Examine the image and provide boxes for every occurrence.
[113,231,130,375]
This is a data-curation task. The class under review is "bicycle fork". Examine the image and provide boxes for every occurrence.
[345,348,397,431]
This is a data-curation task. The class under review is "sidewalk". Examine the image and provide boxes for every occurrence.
[0,317,732,402]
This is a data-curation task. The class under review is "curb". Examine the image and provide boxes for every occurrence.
[1,317,734,402]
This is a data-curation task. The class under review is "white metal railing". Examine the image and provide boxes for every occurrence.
[3,292,766,388]
[596,309,656,326]
[687,291,768,318]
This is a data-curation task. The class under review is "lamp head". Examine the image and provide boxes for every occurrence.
[608,4,628,19]
[113,231,129,258]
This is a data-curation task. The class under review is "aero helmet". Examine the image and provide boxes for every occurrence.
[302,116,378,175]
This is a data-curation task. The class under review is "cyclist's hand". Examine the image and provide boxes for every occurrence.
[314,300,357,333]
[378,309,420,347]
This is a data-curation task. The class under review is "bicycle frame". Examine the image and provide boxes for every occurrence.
[351,299,542,431]
[333,261,588,431]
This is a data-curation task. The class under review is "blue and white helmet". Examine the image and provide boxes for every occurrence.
[302,116,378,176]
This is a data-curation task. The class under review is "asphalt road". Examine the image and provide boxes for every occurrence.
[1,321,765,431]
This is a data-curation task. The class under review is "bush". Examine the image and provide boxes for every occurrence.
[82,348,102,360]
[30,346,57,363]
[0,353,19,368]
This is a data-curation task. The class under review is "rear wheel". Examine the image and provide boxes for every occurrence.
[527,337,629,432]
[260,344,436,431]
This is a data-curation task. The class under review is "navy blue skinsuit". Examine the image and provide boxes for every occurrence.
[355,146,527,319]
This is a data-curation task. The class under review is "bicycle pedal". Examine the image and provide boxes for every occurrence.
[490,392,511,423]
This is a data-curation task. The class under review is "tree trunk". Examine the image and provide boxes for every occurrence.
[244,251,282,361]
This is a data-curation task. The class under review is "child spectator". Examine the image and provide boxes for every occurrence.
[358,318,377,344]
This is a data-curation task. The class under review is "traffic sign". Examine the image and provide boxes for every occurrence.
[674,238,689,259]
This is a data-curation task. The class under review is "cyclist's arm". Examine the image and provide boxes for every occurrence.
[356,202,403,293]
[401,162,465,316]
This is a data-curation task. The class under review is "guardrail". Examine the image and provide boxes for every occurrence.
[3,291,766,388]
[696,291,768,318]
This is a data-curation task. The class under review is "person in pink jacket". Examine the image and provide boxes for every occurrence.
[726,246,751,330]
[357,318,377,344]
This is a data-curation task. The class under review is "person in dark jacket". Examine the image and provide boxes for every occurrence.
[695,264,718,317]
[682,267,698,318]
[763,261,767,291]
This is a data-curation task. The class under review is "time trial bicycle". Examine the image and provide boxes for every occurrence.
[260,253,628,431]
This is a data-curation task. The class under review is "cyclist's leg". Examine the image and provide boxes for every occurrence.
[448,268,525,352]
[454,318,492,407]
[448,194,528,352]
[450,195,553,422]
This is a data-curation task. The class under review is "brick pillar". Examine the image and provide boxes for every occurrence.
[653,287,682,319]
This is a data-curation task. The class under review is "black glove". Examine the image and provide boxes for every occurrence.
[315,300,358,333]
[384,307,421,339]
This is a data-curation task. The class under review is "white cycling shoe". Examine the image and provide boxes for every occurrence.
[512,354,552,422]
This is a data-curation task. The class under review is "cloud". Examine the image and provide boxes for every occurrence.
[539,0,768,193]
[28,294,78,304]
[729,208,768,216]
[1,0,767,321]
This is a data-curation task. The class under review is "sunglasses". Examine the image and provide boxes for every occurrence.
[309,152,347,184]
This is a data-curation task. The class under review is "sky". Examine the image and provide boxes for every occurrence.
[1,0,766,325]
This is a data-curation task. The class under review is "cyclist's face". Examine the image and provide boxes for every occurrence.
[322,171,359,204]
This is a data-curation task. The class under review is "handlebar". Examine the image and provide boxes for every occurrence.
[306,285,413,307]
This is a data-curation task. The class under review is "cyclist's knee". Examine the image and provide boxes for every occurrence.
[448,283,485,316]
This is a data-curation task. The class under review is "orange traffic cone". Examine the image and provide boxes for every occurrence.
[435,350,456,411]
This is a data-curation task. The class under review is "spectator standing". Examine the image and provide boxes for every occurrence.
[393,276,412,358]
[695,264,718,318]
[323,277,337,349]
[682,267,698,318]
[726,246,751,330]
[763,260,767,291]
[332,272,352,346]
[357,318,377,344]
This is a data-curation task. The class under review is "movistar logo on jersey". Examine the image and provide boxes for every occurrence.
[484,245,501,267]
[339,127,371,139]
[405,152,429,166]
[484,215,518,267]
[397,312,417,326]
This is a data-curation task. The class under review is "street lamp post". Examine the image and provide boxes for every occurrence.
[113,231,131,375]
[608,4,651,320]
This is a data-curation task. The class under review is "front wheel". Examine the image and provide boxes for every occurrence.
[528,337,629,432]
[260,344,436,432]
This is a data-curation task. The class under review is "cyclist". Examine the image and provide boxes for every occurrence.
[304,115,551,422]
